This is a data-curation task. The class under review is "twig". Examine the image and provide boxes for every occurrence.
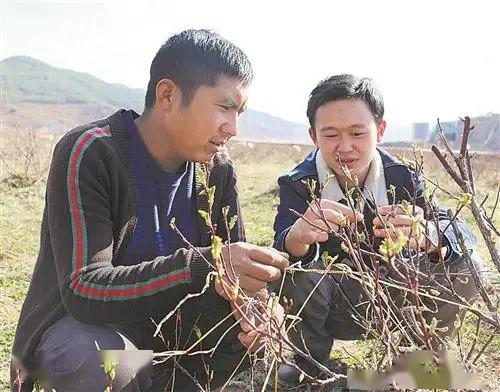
[437,119,458,160]
[173,358,206,391]
[466,318,481,362]
[433,123,500,273]
[472,333,497,365]
[154,272,214,337]
[448,210,497,320]
[489,184,500,221]
[431,145,463,187]
[459,116,472,158]
[479,194,489,209]
[259,357,276,392]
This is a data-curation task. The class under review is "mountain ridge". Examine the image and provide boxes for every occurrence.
[2,56,499,150]
[1,56,311,143]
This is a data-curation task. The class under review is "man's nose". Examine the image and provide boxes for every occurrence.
[222,115,238,137]
[337,136,354,152]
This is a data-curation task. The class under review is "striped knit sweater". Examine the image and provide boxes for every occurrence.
[11,109,245,381]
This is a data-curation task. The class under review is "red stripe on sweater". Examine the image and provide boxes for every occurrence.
[69,128,110,273]
[73,271,190,297]
[68,127,190,299]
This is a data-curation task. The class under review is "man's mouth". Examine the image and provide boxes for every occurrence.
[210,140,226,147]
[339,158,356,165]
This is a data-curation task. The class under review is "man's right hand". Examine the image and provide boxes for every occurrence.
[285,199,364,258]
[214,242,289,297]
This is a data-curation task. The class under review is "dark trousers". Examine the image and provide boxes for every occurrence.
[283,254,482,364]
[33,292,247,391]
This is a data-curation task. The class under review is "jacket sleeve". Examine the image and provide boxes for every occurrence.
[272,175,322,264]
[413,172,477,264]
[47,133,214,324]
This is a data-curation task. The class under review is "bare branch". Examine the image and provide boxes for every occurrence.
[431,145,464,189]
[490,183,500,221]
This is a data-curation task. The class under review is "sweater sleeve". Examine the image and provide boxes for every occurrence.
[47,129,213,324]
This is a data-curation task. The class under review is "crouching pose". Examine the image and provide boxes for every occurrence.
[11,30,288,392]
[273,74,481,385]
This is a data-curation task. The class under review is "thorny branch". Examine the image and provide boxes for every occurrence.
[144,117,499,390]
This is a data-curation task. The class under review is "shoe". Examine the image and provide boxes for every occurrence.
[277,363,302,387]
[277,356,321,387]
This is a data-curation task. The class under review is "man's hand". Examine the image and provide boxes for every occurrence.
[236,297,285,352]
[210,242,288,352]
[285,199,364,257]
[214,243,289,297]
[373,204,434,251]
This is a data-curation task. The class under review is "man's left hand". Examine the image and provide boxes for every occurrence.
[234,295,285,352]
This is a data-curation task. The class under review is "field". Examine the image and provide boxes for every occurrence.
[0,132,499,391]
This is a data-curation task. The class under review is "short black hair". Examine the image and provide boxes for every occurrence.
[306,74,384,128]
[144,29,253,109]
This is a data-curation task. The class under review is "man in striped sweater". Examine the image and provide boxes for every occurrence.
[11,29,288,391]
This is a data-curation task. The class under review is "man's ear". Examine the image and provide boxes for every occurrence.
[155,79,179,113]
[376,120,387,143]
[309,127,319,147]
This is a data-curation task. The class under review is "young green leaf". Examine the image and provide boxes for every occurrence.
[228,215,238,231]
[458,192,472,208]
[400,199,412,215]
[211,234,223,260]
[208,185,216,210]
[194,325,202,339]
[198,210,211,227]
[196,166,207,186]
[379,235,408,258]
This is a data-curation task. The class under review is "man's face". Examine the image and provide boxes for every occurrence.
[166,75,248,164]
[310,99,386,186]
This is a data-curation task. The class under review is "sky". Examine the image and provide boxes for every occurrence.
[1,0,499,140]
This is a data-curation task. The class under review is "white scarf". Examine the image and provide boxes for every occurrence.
[315,149,389,206]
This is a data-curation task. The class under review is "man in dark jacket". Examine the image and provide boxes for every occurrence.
[273,74,481,386]
[11,29,288,391]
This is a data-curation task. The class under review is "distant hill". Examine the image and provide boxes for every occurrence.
[1,56,145,111]
[0,56,310,143]
[4,56,497,150]
[239,109,309,144]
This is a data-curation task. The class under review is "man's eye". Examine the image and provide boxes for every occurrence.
[218,105,230,111]
[354,133,365,137]
[326,134,338,138]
